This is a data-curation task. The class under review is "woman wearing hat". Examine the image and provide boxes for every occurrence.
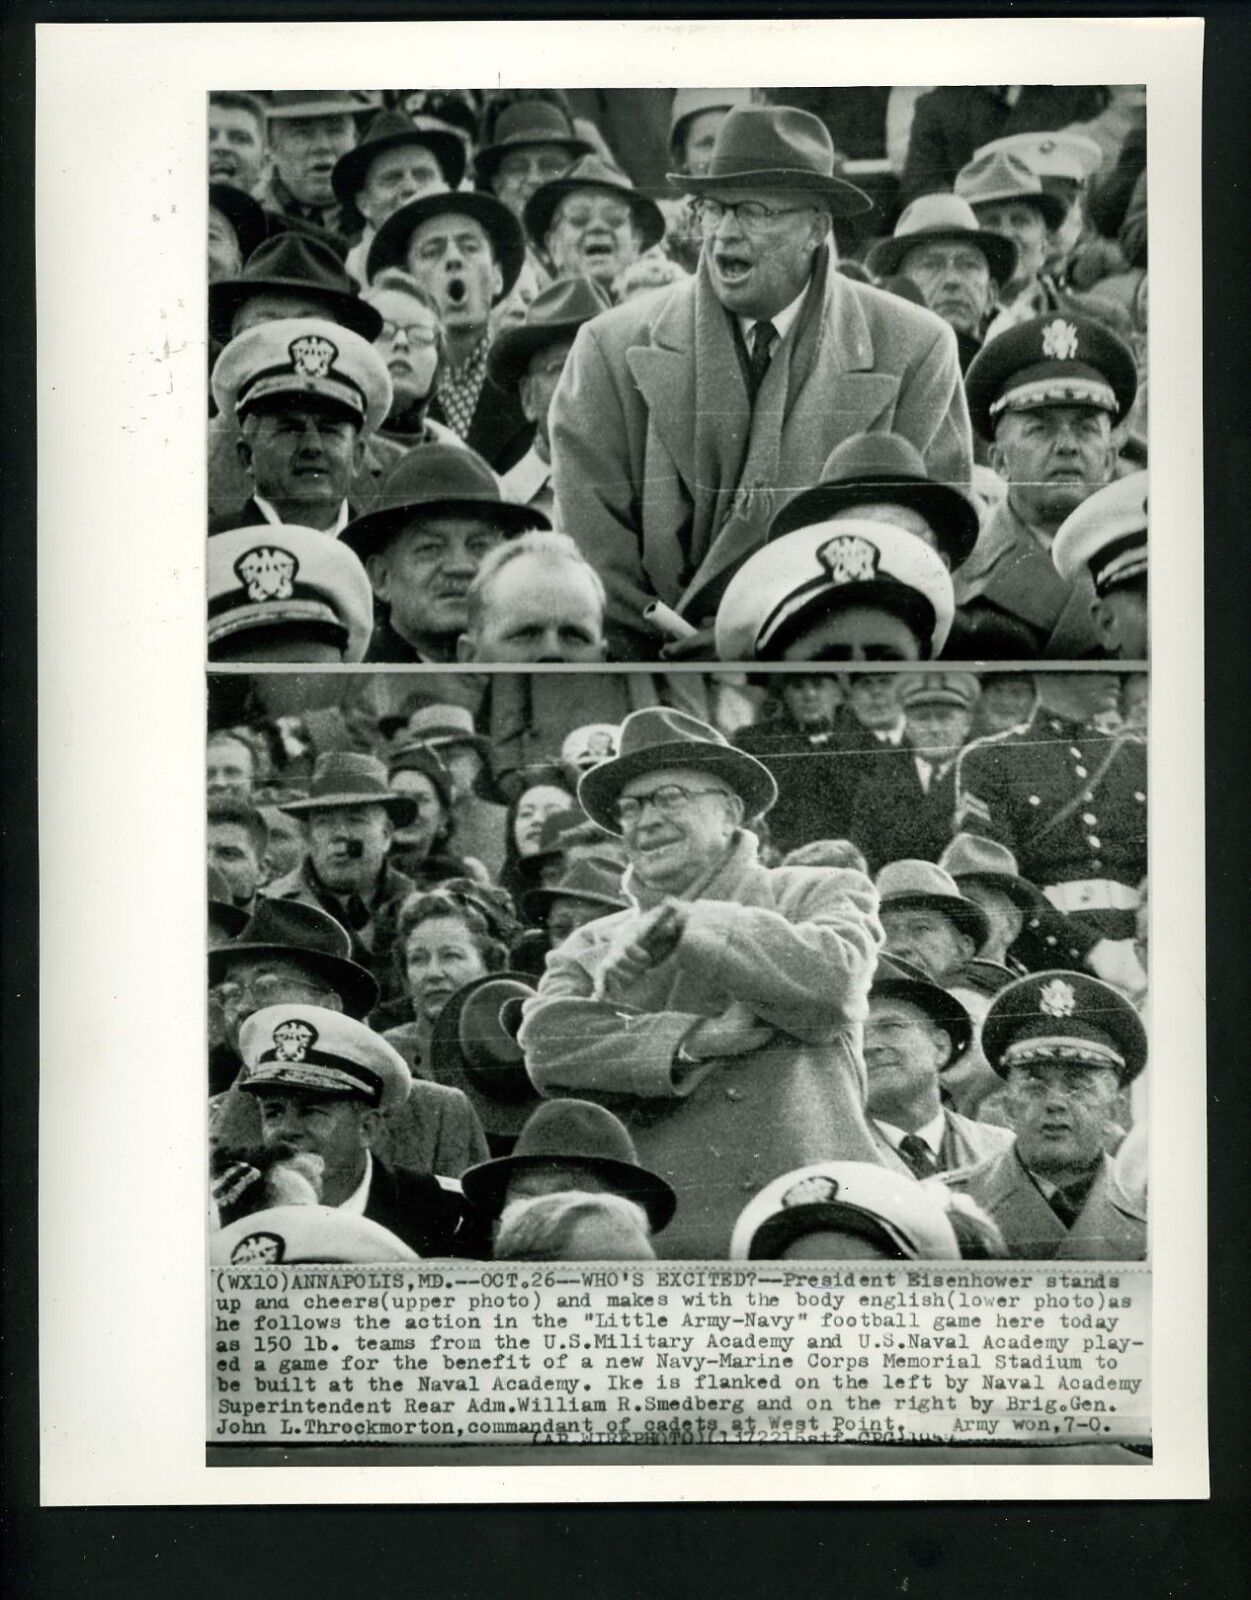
[385,743,486,889]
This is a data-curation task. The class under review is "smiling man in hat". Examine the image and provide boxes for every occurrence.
[518,704,886,1258]
[549,103,973,662]
[864,964,1014,1178]
[849,673,980,871]
[235,1002,471,1256]
[874,859,990,986]
[264,751,419,996]
[333,109,463,289]
[209,315,392,536]
[488,276,611,517]
[942,971,1147,1259]
[366,188,532,470]
[340,444,549,663]
[868,193,1018,368]
[954,312,1139,658]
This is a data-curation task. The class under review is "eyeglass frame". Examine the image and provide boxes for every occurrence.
[612,782,735,826]
[692,196,822,234]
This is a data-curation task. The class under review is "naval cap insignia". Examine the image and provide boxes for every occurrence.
[1041,319,1079,361]
[230,1231,285,1265]
[781,1174,840,1208]
[235,545,298,603]
[290,333,339,379]
[272,1019,318,1062]
[817,534,880,587]
[1038,977,1077,1018]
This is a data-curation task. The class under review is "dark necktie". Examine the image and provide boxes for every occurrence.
[746,319,777,405]
[898,1132,940,1179]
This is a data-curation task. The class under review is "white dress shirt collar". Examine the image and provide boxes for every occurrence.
[253,493,351,537]
[737,281,808,346]
[873,1111,947,1159]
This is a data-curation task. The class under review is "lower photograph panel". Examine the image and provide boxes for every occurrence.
[207,666,1149,1462]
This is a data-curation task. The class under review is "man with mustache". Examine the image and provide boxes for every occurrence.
[942,971,1147,1260]
[955,312,1139,657]
[549,105,972,661]
[518,706,886,1258]
[340,446,549,663]
[365,189,532,471]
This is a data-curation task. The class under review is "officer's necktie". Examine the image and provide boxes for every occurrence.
[746,319,778,406]
[898,1133,940,1179]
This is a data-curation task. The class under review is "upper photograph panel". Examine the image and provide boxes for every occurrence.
[206,87,1148,667]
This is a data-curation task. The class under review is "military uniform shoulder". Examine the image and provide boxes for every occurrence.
[957,722,1029,766]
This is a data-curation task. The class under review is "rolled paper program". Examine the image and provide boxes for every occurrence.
[643,600,698,641]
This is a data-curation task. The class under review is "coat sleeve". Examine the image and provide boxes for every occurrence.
[677,868,882,1037]
[519,935,718,1101]
[953,737,1018,850]
[892,317,973,495]
[549,323,661,661]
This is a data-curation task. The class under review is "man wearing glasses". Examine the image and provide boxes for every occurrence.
[942,971,1147,1260]
[518,706,887,1259]
[549,105,973,660]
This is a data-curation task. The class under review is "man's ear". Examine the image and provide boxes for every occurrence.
[929,1024,955,1073]
[517,374,540,427]
[987,438,1008,478]
[359,1106,382,1146]
[1092,598,1120,654]
[236,437,253,474]
[349,432,367,473]
[956,931,977,963]
[365,551,391,602]
[455,632,478,663]
[490,258,504,301]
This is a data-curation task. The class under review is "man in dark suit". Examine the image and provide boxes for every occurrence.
[235,1000,476,1257]
[850,673,978,871]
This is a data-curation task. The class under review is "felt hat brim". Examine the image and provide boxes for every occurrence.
[206,938,379,1019]
[487,315,590,391]
[426,972,543,1137]
[870,974,973,1061]
[209,183,272,268]
[951,869,1048,914]
[365,192,526,301]
[209,270,381,346]
[280,788,417,827]
[340,493,548,564]
[769,477,980,571]
[521,883,627,921]
[878,890,990,950]
[332,126,466,205]
[668,166,872,218]
[523,176,665,254]
[578,741,776,836]
[866,224,1018,286]
[460,1149,677,1232]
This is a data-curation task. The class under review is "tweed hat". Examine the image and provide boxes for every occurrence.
[938,833,1048,914]
[280,750,418,826]
[577,707,777,835]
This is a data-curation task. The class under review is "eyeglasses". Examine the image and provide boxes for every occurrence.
[1009,1069,1111,1102]
[613,784,730,826]
[210,975,330,1010]
[555,200,633,231]
[693,197,819,234]
[379,321,439,347]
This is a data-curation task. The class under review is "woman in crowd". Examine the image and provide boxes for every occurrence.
[386,742,488,888]
[497,767,577,904]
[361,270,463,449]
[381,884,517,1078]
